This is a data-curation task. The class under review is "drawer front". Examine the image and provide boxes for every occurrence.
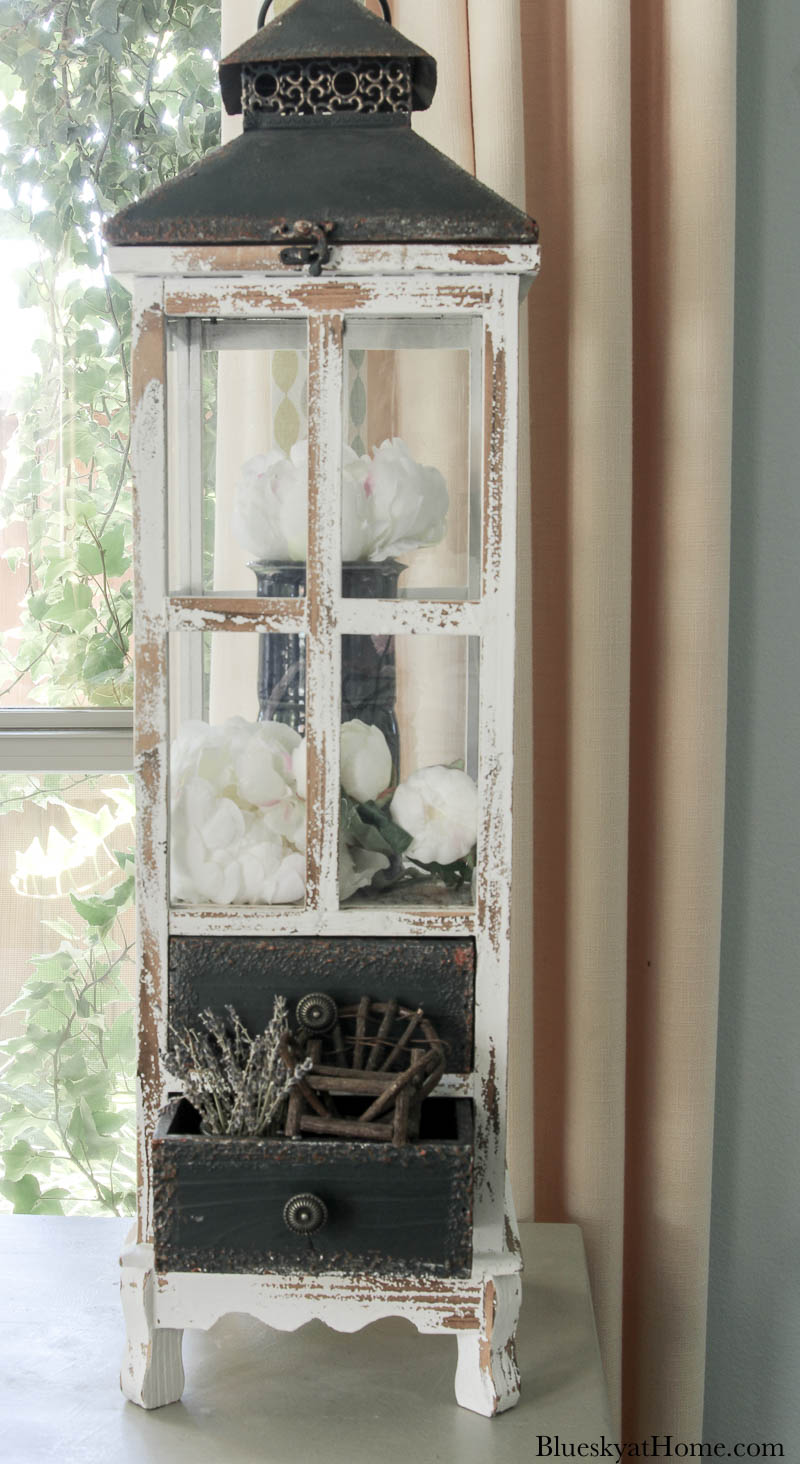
[169,936,475,1073]
[152,1099,473,1278]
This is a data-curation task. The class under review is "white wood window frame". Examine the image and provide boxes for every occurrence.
[0,708,134,774]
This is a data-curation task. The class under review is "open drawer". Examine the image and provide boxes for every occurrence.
[152,1095,473,1278]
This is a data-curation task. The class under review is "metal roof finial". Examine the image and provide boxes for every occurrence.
[257,0,392,26]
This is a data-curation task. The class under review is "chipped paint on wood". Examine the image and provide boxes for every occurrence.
[336,598,482,636]
[168,907,477,938]
[472,277,520,1256]
[455,1272,522,1416]
[107,241,541,282]
[121,256,527,1410]
[162,274,496,323]
[166,596,307,634]
[131,281,170,1244]
[305,312,343,914]
[166,596,481,638]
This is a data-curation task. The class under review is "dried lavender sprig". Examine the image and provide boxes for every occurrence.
[166,998,312,1138]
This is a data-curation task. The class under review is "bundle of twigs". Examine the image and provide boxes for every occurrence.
[167,998,312,1138]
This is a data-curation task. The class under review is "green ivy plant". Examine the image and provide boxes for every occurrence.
[0,774,137,1214]
[0,0,220,705]
[0,0,220,1210]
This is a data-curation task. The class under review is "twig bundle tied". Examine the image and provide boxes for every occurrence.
[167,998,312,1138]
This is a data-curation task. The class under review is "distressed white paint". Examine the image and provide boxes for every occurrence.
[121,252,528,1416]
[305,313,344,915]
[473,277,521,1256]
[107,241,540,282]
[166,596,483,636]
[130,279,170,1241]
[168,319,206,719]
[168,906,477,938]
[120,1237,185,1409]
[455,1273,523,1417]
[162,273,509,323]
[120,1238,521,1417]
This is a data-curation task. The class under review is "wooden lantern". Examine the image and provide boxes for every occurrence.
[108,0,539,1419]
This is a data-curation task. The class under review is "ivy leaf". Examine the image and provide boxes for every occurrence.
[110,874,135,909]
[0,1172,42,1212]
[68,892,119,928]
[94,29,124,62]
[2,1139,52,1182]
[82,634,125,684]
[27,592,49,621]
[44,581,96,632]
[90,0,120,29]
[31,1188,69,1216]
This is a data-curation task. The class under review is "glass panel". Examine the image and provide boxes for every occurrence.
[0,240,134,709]
[339,635,479,909]
[0,8,220,708]
[168,633,306,908]
[166,319,308,599]
[0,773,136,1215]
[340,317,482,601]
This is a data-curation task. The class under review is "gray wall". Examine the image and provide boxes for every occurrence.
[704,0,800,1448]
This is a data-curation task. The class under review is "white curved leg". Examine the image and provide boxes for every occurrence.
[120,1240,185,1409]
[455,1273,522,1417]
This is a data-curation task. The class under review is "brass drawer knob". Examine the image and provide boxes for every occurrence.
[283,1193,328,1235]
[296,992,337,1034]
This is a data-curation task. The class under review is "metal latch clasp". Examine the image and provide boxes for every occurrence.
[279,220,334,276]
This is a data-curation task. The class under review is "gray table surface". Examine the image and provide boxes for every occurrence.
[0,1217,611,1463]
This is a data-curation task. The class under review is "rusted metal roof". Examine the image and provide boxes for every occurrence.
[105,0,539,250]
[105,125,538,247]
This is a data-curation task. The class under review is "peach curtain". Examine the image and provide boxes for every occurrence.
[519,0,735,1437]
[219,0,736,1437]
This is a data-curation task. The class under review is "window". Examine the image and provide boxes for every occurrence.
[0,0,220,1214]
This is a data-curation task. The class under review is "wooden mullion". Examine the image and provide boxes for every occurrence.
[472,278,521,1255]
[305,312,343,913]
[130,278,169,1244]
[165,595,307,634]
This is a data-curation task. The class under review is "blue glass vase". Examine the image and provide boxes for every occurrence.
[250,560,404,779]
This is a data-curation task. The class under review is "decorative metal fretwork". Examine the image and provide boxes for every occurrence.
[242,58,411,120]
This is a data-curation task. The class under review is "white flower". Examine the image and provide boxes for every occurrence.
[262,852,306,905]
[233,437,448,565]
[291,739,307,799]
[339,839,390,902]
[342,447,374,561]
[362,438,448,561]
[390,765,478,866]
[170,716,306,905]
[232,442,307,562]
[340,720,393,804]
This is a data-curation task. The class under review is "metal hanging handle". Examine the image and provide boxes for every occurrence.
[258,0,391,26]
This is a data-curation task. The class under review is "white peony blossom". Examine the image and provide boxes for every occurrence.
[390,765,478,867]
[233,437,448,564]
[170,716,306,906]
[171,716,477,907]
[291,739,307,799]
[340,719,393,804]
[362,437,448,561]
[342,449,374,561]
[232,441,308,562]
